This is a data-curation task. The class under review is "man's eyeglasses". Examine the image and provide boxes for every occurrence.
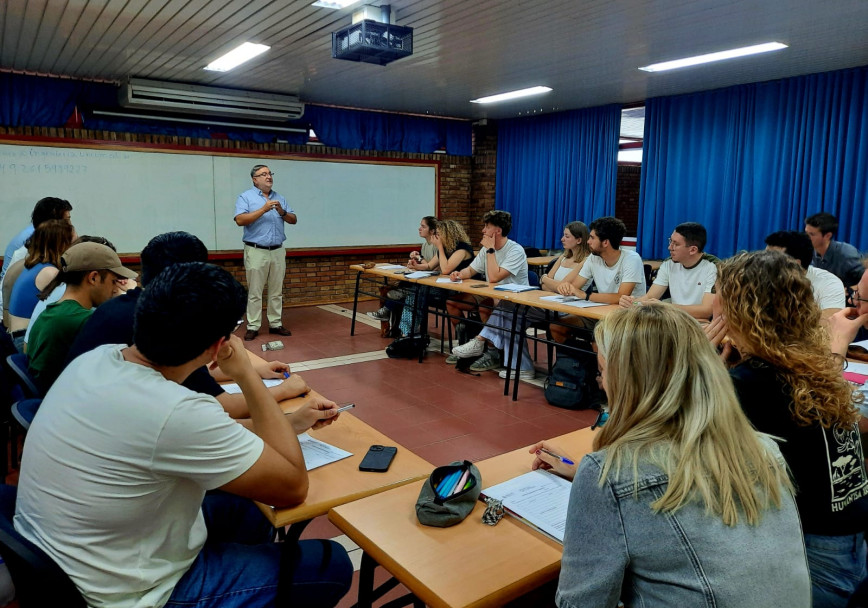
[254,171,274,178]
[853,292,868,304]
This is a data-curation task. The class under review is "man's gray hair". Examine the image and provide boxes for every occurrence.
[251,164,268,177]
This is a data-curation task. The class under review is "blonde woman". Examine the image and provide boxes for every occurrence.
[399,219,473,337]
[709,250,868,608]
[532,303,810,607]
[539,221,590,293]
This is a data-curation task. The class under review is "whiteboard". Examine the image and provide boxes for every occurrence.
[0,141,437,254]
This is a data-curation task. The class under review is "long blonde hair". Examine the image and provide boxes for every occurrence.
[593,303,792,526]
[436,219,470,254]
[717,250,858,428]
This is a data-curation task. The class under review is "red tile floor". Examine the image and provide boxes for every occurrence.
[3,300,595,607]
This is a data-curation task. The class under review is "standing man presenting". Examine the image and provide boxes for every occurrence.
[234,164,296,341]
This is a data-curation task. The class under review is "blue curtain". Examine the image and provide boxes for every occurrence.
[639,65,868,258]
[495,105,621,249]
[304,105,471,155]
[0,73,88,126]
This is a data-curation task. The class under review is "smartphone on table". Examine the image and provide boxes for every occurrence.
[359,445,397,472]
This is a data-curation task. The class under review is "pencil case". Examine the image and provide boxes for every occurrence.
[415,460,482,528]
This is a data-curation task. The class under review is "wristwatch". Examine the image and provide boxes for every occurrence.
[486,247,495,254]
[279,209,286,217]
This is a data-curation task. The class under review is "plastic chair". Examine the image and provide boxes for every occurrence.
[5,354,40,400]
[0,485,86,607]
[11,399,41,431]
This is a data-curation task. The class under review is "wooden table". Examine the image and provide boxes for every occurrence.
[329,428,597,608]
[526,255,559,273]
[253,390,434,529]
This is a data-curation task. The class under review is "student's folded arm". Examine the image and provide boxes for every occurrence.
[590,282,637,304]
[674,292,714,320]
[219,444,309,507]
[439,250,467,274]
[641,284,667,302]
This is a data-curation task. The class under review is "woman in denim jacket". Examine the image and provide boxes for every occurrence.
[533,303,811,607]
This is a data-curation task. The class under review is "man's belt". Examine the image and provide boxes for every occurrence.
[10,330,25,339]
[244,242,282,251]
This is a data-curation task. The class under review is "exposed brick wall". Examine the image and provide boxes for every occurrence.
[0,125,473,306]
[615,165,641,236]
[468,122,498,237]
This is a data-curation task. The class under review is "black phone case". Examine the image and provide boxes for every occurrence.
[359,445,397,472]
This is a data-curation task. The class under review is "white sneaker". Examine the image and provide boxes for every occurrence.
[367,306,390,321]
[451,339,485,359]
[498,368,535,380]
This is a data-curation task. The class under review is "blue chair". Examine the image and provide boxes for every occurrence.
[0,485,86,607]
[11,399,41,431]
[5,354,40,400]
[528,270,540,287]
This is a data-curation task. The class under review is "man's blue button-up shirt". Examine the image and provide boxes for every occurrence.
[234,187,294,247]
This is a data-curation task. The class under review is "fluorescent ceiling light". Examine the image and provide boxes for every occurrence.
[204,42,270,72]
[470,86,552,104]
[311,0,360,8]
[639,42,787,73]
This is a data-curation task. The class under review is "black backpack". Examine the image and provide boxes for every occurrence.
[544,348,601,410]
[386,333,430,359]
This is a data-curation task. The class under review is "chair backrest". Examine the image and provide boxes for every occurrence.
[11,399,42,430]
[5,354,40,399]
[0,485,86,607]
[523,247,542,258]
[528,270,540,287]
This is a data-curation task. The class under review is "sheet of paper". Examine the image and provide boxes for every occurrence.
[481,470,571,543]
[493,283,538,292]
[377,264,406,270]
[436,277,460,283]
[845,361,868,376]
[405,270,434,279]
[563,300,607,308]
[298,433,353,471]
[220,378,284,394]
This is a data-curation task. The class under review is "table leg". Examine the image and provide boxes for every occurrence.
[512,306,530,401]
[351,271,362,336]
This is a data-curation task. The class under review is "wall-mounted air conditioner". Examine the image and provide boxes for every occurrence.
[119,78,304,122]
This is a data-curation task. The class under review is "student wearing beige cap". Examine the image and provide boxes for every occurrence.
[27,241,136,393]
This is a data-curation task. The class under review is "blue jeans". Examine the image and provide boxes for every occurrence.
[166,492,352,608]
[804,532,867,608]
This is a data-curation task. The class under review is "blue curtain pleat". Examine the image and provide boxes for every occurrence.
[639,65,868,258]
[495,105,621,249]
[304,105,471,155]
[0,73,85,127]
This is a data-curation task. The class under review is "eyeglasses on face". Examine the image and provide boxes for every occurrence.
[853,292,868,304]
[254,171,274,178]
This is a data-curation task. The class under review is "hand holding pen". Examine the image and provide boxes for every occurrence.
[529,441,578,481]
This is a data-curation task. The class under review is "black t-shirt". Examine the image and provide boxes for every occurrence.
[65,288,224,398]
[451,242,474,273]
[730,357,868,535]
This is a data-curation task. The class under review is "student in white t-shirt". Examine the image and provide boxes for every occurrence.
[552,217,645,342]
[445,209,527,332]
[764,230,845,318]
[620,222,716,320]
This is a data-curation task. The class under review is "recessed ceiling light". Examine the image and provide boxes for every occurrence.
[639,42,787,73]
[470,86,552,104]
[311,0,360,8]
[204,42,270,72]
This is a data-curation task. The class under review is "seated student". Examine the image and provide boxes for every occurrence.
[619,222,716,320]
[27,241,137,393]
[398,219,474,337]
[24,236,137,350]
[451,221,591,377]
[6,219,76,350]
[15,262,352,607]
[551,216,646,342]
[531,303,810,607]
[367,216,438,322]
[0,196,73,317]
[66,231,309,418]
[447,210,528,362]
[707,250,868,607]
[805,212,863,287]
[765,230,845,318]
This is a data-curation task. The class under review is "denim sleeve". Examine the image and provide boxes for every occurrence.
[556,455,627,608]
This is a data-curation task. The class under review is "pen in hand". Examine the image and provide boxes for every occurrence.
[537,447,575,466]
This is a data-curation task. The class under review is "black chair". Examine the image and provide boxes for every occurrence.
[0,485,86,607]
